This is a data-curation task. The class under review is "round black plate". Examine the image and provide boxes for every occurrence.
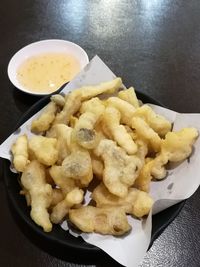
[3,87,184,265]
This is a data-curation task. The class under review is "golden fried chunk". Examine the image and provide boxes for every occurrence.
[118,87,140,108]
[21,161,52,232]
[90,152,104,180]
[11,134,29,172]
[133,105,172,137]
[76,77,122,100]
[134,158,155,192]
[49,165,76,194]
[106,97,136,126]
[69,116,78,128]
[102,106,137,154]
[73,98,104,149]
[50,94,65,107]
[61,150,93,187]
[31,102,57,133]
[50,188,84,224]
[135,138,148,163]
[46,124,72,164]
[92,183,153,217]
[53,78,122,125]
[132,117,161,152]
[69,206,131,236]
[51,188,64,207]
[29,136,58,166]
[96,139,142,198]
[152,128,198,179]
[53,93,82,125]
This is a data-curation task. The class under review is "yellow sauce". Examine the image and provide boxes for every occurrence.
[17,53,81,93]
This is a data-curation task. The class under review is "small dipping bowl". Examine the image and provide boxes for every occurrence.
[7,39,89,96]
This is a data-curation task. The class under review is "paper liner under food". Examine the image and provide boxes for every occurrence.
[1,56,200,267]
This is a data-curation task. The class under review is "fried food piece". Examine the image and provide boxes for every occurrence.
[106,97,136,126]
[51,188,64,207]
[135,138,148,163]
[132,117,161,152]
[21,161,52,232]
[134,158,154,192]
[29,136,58,166]
[152,128,198,179]
[61,150,93,187]
[47,124,72,164]
[118,87,140,108]
[31,102,57,133]
[53,78,122,125]
[50,188,84,224]
[53,92,82,125]
[49,165,76,194]
[76,77,122,100]
[92,183,153,217]
[69,116,78,128]
[161,128,198,161]
[91,153,104,179]
[50,94,65,107]
[80,97,105,114]
[96,139,142,198]
[102,106,137,154]
[11,134,29,172]
[73,98,105,149]
[69,206,131,236]
[133,105,172,137]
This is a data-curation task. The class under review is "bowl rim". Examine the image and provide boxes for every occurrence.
[7,39,89,96]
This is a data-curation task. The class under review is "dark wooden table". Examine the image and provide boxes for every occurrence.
[1,1,200,266]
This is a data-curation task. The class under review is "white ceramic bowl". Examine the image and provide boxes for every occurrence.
[7,39,89,95]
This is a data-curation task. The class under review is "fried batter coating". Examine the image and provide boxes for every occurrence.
[29,136,58,166]
[91,152,104,179]
[46,124,72,164]
[102,106,137,154]
[53,92,82,125]
[76,77,122,100]
[50,188,84,224]
[69,206,131,236]
[50,94,65,107]
[118,87,140,108]
[21,161,52,232]
[51,188,64,207]
[152,128,198,179]
[53,78,122,125]
[134,158,155,192]
[135,128,198,185]
[31,102,57,133]
[11,134,29,172]
[49,165,76,194]
[133,105,172,137]
[106,97,136,126]
[69,116,78,128]
[96,139,142,198]
[61,150,93,187]
[135,138,148,163]
[73,98,105,149]
[132,117,161,152]
[92,183,153,217]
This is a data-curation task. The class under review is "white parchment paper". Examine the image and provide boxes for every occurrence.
[0,56,200,267]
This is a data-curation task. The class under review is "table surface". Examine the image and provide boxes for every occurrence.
[1,1,200,266]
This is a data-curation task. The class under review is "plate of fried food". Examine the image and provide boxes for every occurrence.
[1,57,199,267]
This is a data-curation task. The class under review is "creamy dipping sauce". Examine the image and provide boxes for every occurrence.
[17,53,81,93]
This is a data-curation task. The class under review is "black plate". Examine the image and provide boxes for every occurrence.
[2,87,184,265]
